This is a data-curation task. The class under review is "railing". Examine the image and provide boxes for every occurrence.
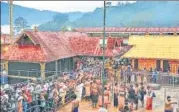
[3,89,76,112]
[128,71,179,87]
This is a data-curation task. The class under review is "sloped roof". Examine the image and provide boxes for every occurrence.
[122,35,179,60]
[69,36,123,57]
[2,31,76,62]
[2,45,46,62]
[69,36,99,56]
[2,31,125,62]
[75,27,179,33]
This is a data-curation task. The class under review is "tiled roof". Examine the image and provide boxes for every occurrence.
[2,31,76,62]
[2,31,124,62]
[69,36,99,56]
[1,45,46,62]
[69,36,123,57]
[75,27,179,33]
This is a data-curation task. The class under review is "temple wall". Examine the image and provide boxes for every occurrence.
[7,57,74,78]
[8,62,40,77]
[169,60,179,74]
[134,59,179,74]
[138,59,156,71]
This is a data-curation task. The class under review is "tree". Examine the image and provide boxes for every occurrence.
[14,17,29,33]
[53,14,69,24]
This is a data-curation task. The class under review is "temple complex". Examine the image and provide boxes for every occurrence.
[123,35,179,74]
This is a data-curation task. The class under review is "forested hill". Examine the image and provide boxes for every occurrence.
[69,1,179,28]
[1,2,84,25]
[2,1,179,31]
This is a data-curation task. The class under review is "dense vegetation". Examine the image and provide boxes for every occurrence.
[2,1,179,31]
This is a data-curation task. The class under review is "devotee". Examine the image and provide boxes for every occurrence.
[134,84,139,110]
[39,90,46,112]
[84,80,91,101]
[139,85,146,107]
[17,91,23,112]
[152,69,158,83]
[145,86,155,111]
[128,85,135,104]
[52,84,59,107]
[104,87,110,109]
[71,95,79,112]
[165,96,177,112]
[91,80,99,108]
[22,89,28,112]
[118,93,125,111]
[113,83,119,108]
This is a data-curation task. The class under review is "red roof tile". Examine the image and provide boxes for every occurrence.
[1,45,46,62]
[75,27,179,33]
[69,36,99,56]
[2,31,124,62]
[2,31,77,62]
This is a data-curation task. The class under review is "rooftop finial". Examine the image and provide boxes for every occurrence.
[34,26,38,32]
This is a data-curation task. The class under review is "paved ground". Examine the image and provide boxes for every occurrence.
[58,88,179,112]
[57,100,164,112]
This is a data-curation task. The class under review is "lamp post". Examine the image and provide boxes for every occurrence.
[9,0,13,39]
[101,0,106,108]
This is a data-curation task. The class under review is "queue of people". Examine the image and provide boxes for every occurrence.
[1,57,178,112]
[0,71,86,112]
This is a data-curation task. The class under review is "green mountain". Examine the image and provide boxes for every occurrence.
[70,1,179,28]
[2,1,179,31]
[1,2,84,25]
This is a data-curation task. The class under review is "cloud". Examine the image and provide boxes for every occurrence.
[3,1,136,12]
[1,25,10,34]
[1,24,40,34]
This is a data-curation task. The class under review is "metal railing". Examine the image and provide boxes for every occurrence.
[128,71,179,87]
[4,89,76,112]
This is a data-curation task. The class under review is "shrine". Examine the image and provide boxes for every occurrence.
[122,35,179,74]
[1,30,125,79]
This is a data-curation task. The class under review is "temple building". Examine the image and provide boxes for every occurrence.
[122,35,179,74]
[75,27,179,45]
[75,27,179,36]
[1,29,126,80]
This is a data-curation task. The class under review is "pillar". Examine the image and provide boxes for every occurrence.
[59,60,61,71]
[146,32,149,36]
[160,32,163,35]
[55,60,58,76]
[160,60,163,71]
[131,59,134,69]
[40,63,46,80]
[174,32,177,36]
[4,60,9,74]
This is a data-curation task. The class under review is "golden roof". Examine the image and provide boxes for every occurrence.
[123,35,179,60]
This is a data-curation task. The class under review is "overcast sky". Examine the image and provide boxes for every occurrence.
[3,1,136,12]
[2,1,136,34]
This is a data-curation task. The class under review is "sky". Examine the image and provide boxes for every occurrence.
[3,1,136,12]
[1,1,136,34]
